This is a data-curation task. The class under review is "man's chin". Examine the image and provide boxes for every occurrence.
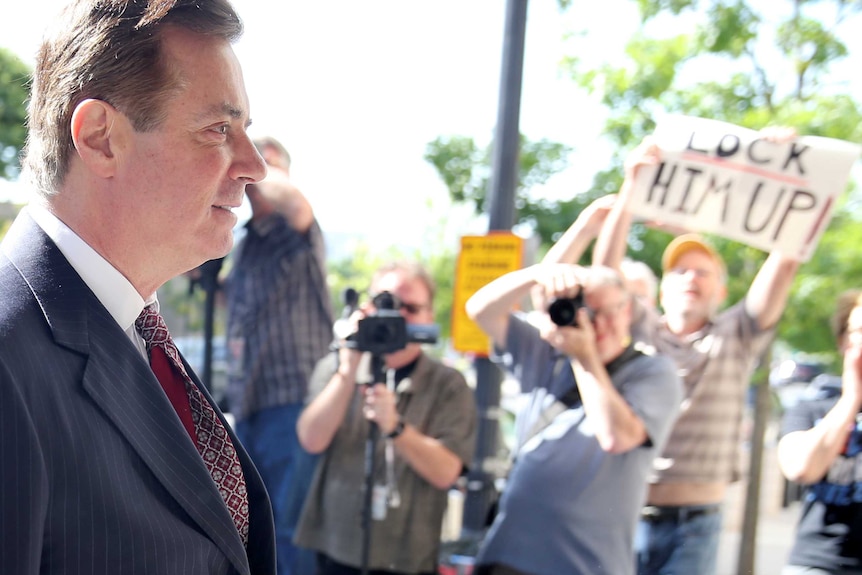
[667,303,705,318]
[207,233,235,260]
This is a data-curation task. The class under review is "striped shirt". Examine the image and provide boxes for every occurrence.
[225,214,334,421]
[632,300,774,484]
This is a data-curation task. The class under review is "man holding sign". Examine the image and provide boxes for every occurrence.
[622,116,859,261]
[593,121,824,575]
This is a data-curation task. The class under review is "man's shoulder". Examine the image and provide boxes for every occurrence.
[711,299,750,324]
[0,257,38,324]
[652,300,750,343]
[621,351,680,391]
[0,284,54,371]
[630,346,674,370]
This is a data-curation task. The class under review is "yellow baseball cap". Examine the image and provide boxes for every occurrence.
[661,234,726,276]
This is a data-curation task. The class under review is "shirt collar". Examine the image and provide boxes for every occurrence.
[247,212,281,237]
[27,203,151,330]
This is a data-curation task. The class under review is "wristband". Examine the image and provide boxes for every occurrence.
[386,418,406,439]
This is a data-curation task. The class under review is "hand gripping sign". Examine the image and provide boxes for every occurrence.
[630,115,861,261]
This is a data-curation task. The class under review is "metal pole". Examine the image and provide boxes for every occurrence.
[736,352,772,575]
[198,256,224,393]
[462,0,528,536]
[486,0,527,232]
[361,356,386,575]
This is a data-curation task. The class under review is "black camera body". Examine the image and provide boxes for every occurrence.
[547,292,587,327]
[344,291,439,355]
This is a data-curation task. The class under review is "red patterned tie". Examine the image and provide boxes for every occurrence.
[136,305,250,546]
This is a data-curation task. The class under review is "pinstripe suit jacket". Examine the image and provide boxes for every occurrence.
[0,212,276,575]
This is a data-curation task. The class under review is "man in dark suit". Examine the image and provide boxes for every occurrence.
[0,1,276,574]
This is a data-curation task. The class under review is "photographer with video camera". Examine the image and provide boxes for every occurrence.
[295,260,477,575]
[466,264,682,575]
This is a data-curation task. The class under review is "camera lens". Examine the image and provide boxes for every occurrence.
[370,322,398,345]
[547,293,585,327]
[372,291,397,311]
[548,299,577,326]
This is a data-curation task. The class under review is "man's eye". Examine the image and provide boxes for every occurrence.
[213,125,229,135]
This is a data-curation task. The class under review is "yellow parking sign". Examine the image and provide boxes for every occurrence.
[452,233,523,356]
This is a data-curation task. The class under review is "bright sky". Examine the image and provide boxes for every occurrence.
[0,0,634,254]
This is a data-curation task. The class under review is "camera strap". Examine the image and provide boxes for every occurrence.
[519,344,643,450]
[383,368,401,509]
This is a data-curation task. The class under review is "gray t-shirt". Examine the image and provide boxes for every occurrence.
[476,313,682,575]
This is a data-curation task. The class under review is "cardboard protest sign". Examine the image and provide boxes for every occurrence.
[630,115,861,261]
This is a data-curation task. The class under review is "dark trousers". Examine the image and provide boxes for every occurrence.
[235,403,315,575]
[316,553,436,575]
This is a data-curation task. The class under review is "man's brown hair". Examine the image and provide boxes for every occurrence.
[372,260,437,306]
[23,0,243,196]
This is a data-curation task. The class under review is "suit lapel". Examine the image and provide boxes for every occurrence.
[2,212,251,575]
[83,346,252,574]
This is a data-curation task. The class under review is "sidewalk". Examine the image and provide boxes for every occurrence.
[717,497,799,575]
[716,441,800,575]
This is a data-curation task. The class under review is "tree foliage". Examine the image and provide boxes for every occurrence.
[427,0,862,367]
[424,135,576,247]
[326,239,457,351]
[560,0,862,366]
[0,48,29,181]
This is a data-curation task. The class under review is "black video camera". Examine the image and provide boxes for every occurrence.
[547,292,591,327]
[344,291,439,356]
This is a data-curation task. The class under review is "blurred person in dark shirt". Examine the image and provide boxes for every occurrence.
[778,289,862,574]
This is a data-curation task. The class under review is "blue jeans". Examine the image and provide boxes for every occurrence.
[235,403,319,575]
[635,505,722,575]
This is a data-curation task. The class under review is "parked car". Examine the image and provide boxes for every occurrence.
[798,373,842,402]
[770,359,826,387]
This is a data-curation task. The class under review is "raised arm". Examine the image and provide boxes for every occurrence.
[743,126,802,330]
[571,356,648,453]
[297,346,362,454]
[592,138,661,271]
[247,165,315,233]
[745,251,800,330]
[473,193,622,343]
[542,304,648,454]
[466,266,541,350]
[542,194,616,265]
[466,264,582,350]
[778,345,862,484]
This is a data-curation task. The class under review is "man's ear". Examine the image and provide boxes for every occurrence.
[70,98,122,178]
[715,282,728,306]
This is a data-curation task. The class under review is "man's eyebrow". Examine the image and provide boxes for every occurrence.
[197,102,247,123]
[223,103,243,119]
[224,104,254,129]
